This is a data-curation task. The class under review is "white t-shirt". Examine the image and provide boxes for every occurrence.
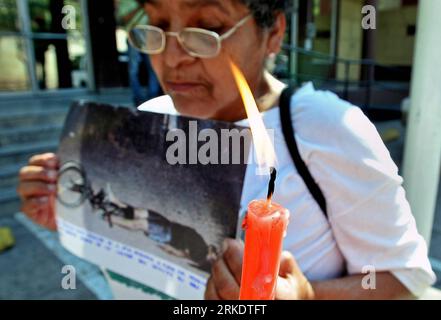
[138,82,436,297]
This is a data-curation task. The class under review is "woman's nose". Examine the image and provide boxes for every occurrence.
[163,35,195,68]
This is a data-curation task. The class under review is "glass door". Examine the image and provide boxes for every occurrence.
[0,0,92,94]
[28,0,89,91]
[297,0,339,84]
[0,0,31,92]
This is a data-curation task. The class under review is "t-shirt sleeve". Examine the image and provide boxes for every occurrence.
[291,89,436,297]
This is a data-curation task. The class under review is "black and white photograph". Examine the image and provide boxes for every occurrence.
[55,101,250,298]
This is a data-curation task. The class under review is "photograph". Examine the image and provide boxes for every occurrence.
[56,101,250,293]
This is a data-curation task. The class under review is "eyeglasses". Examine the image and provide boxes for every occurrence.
[128,14,252,58]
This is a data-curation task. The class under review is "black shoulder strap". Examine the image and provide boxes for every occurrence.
[279,86,328,218]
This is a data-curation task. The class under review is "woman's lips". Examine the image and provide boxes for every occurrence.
[165,81,205,94]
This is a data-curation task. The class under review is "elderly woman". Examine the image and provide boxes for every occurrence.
[17,0,435,299]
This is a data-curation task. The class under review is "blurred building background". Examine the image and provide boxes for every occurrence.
[0,0,418,97]
[0,0,144,93]
[0,0,440,298]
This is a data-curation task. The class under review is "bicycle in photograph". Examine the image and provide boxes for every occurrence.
[57,161,130,227]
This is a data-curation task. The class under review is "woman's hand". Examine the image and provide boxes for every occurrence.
[275,251,315,300]
[204,238,315,300]
[17,152,59,231]
[205,238,243,300]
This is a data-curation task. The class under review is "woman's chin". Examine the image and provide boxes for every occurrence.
[173,98,214,119]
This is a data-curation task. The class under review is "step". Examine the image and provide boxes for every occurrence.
[0,91,132,115]
[0,188,20,217]
[0,109,68,129]
[0,96,77,115]
[0,141,59,167]
[0,124,63,147]
[0,163,22,190]
[0,187,18,203]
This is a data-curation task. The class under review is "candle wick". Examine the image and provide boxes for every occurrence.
[266,167,277,204]
[266,197,272,209]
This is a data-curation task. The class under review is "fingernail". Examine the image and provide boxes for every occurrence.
[47,170,57,180]
[48,184,57,191]
[38,196,49,203]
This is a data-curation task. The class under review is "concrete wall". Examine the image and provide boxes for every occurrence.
[375,5,417,65]
[335,0,416,79]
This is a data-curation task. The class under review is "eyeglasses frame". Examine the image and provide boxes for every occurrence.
[128,14,252,58]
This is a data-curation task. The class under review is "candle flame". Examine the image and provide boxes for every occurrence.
[229,60,277,173]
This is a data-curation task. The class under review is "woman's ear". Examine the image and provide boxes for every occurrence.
[267,12,286,56]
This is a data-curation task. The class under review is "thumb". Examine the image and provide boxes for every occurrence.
[277,251,315,300]
[278,251,299,278]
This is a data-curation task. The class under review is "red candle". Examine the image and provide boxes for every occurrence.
[239,170,290,300]
[229,60,289,300]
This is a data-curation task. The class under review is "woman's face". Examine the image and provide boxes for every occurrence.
[144,0,284,121]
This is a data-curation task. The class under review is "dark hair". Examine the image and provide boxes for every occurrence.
[142,0,290,28]
[239,0,291,28]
